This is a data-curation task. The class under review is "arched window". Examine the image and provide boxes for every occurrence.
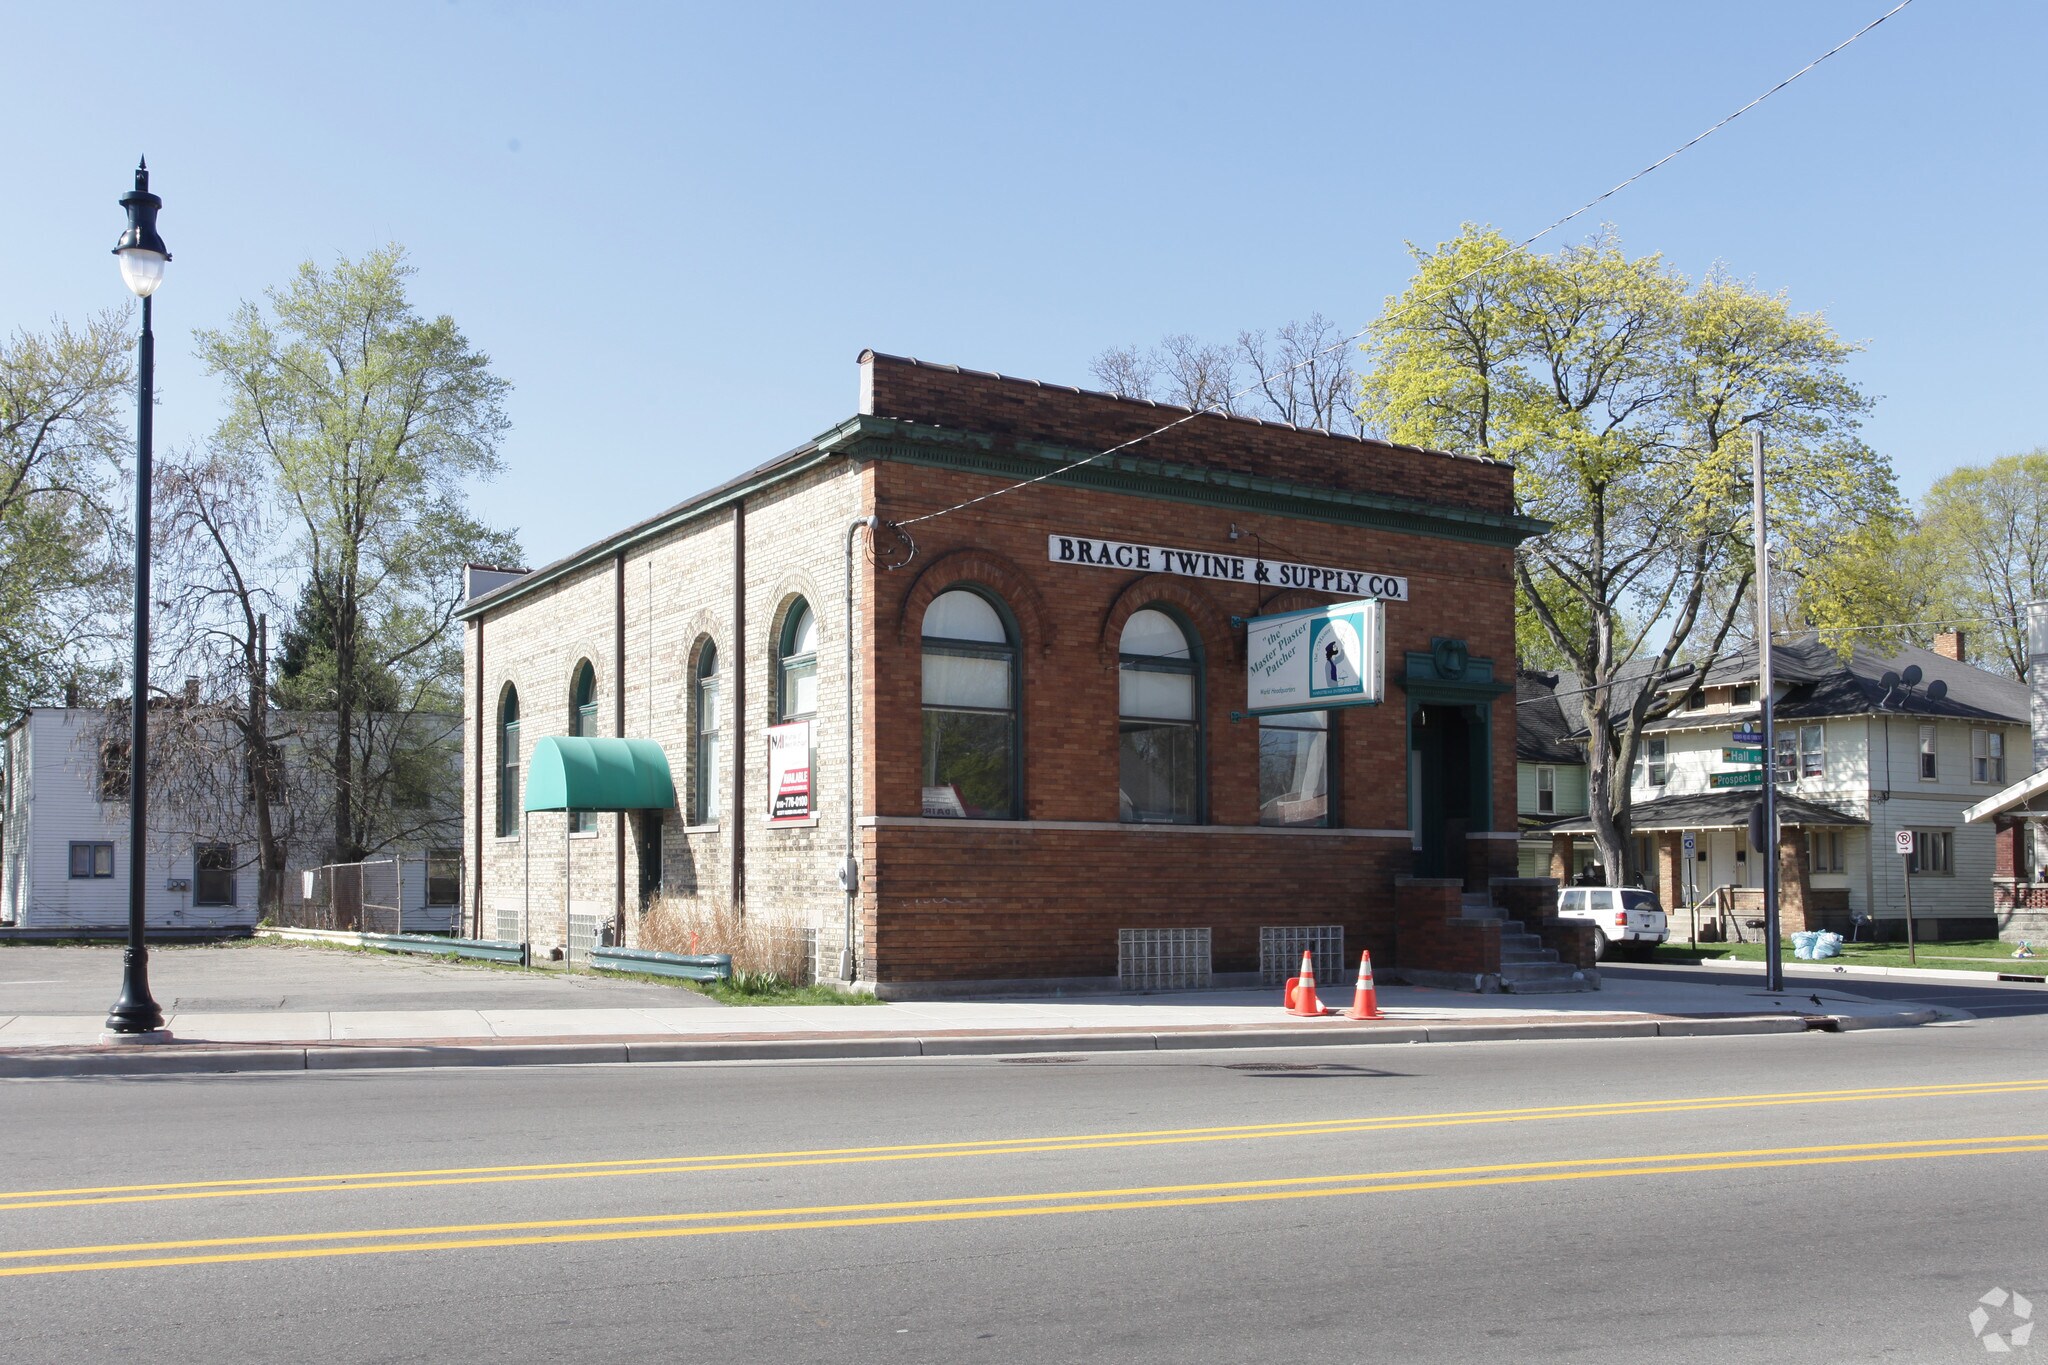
[1118,608,1200,824]
[778,602,819,721]
[497,685,521,837]
[569,661,597,834]
[921,588,1017,819]
[694,643,720,823]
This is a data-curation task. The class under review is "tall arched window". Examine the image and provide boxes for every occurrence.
[569,661,597,834]
[694,642,720,824]
[921,588,1017,819]
[778,602,819,721]
[497,685,521,837]
[1118,608,1200,824]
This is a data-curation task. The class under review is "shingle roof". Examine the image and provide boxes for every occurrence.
[1515,671,1582,764]
[1535,790,1865,834]
[1660,634,2027,727]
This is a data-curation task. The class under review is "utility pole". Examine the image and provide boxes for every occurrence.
[1753,427,1784,993]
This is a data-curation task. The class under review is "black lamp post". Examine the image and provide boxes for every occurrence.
[103,158,170,1038]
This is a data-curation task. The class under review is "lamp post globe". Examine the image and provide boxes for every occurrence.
[103,157,170,1039]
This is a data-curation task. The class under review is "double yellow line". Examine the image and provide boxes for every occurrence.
[4,1133,2043,1278]
[4,1077,2044,1216]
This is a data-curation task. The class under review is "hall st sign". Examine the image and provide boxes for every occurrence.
[1047,533,1409,602]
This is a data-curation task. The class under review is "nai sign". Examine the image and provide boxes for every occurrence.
[1243,599,1385,715]
[1048,534,1409,602]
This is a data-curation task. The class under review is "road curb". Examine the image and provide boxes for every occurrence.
[0,1008,1935,1078]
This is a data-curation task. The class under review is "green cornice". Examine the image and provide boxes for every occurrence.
[831,415,1547,547]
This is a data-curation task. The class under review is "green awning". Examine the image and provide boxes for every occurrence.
[524,736,676,812]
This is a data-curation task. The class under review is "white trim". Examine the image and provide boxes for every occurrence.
[857,815,1411,838]
[1962,765,2048,823]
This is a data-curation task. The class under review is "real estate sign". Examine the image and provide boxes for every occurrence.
[766,720,812,820]
[1243,599,1385,716]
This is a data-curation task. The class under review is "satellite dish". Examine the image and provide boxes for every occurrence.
[1880,671,1900,692]
[1901,664,1923,687]
[1927,679,1948,702]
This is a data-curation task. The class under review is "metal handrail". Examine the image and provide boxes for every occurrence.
[1683,884,1737,946]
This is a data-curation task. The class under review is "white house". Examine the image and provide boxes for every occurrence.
[1,704,461,936]
[1541,633,2026,940]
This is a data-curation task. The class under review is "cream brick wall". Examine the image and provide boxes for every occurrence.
[464,458,870,971]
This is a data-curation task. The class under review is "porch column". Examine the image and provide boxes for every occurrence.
[1776,826,1813,935]
[1654,832,1684,908]
[1549,835,1574,882]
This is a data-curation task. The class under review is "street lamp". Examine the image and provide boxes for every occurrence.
[103,158,171,1039]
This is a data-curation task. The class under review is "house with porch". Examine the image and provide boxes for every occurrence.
[1540,632,2025,941]
[1515,670,1592,880]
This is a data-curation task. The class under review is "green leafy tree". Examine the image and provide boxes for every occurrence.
[0,314,134,713]
[1360,225,1896,882]
[198,246,519,862]
[1915,451,2048,680]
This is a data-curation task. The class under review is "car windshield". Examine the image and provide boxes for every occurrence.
[1619,890,1660,911]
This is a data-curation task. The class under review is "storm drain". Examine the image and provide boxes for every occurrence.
[1118,927,1211,992]
[1259,924,1345,986]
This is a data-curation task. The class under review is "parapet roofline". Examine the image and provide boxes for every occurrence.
[855,349,1510,468]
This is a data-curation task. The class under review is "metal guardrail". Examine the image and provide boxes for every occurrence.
[589,946,733,982]
[263,925,527,965]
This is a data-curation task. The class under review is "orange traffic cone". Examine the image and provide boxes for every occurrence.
[1284,949,1328,1017]
[1346,950,1382,1020]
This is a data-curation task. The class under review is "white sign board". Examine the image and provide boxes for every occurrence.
[1243,599,1385,715]
[766,721,813,820]
[1895,829,1916,856]
[1048,534,1408,602]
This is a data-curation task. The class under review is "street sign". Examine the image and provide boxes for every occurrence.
[1721,747,1765,764]
[1895,829,1916,856]
[1731,727,1764,744]
[1681,833,1696,853]
[1711,770,1763,789]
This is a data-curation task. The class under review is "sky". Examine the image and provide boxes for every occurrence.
[4,0,2041,573]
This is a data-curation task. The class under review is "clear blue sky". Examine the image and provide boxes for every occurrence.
[5,0,2038,571]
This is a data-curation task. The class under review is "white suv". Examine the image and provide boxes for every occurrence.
[1556,887,1668,962]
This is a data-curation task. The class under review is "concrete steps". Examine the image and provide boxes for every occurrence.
[1462,894,1600,993]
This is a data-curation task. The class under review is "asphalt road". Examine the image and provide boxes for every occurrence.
[4,1008,2044,1363]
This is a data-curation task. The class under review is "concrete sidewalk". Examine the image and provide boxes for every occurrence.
[0,973,1943,1077]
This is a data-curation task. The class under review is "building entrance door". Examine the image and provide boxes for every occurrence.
[1412,703,1473,881]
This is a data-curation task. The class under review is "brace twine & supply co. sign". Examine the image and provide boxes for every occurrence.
[1046,534,1409,601]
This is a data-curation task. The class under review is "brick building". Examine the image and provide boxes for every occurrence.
[458,351,1546,992]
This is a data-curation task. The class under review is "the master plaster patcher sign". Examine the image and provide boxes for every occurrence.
[1047,534,1409,601]
[1244,599,1385,715]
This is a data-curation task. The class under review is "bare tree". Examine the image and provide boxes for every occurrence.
[141,445,296,910]
[1237,313,1363,434]
[1156,334,1240,414]
[1088,344,1157,400]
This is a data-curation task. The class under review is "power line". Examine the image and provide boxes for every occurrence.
[892,0,1914,539]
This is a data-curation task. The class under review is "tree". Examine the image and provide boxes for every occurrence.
[1089,317,1363,429]
[1359,225,1896,882]
[1915,451,2048,680]
[0,313,134,714]
[197,246,520,863]
[144,444,295,909]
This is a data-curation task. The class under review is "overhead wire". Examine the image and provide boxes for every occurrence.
[888,0,1916,549]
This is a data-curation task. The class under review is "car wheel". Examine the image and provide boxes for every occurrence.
[1597,933,1623,962]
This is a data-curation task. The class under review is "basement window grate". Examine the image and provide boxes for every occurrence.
[1118,927,1211,992]
[1260,925,1346,987]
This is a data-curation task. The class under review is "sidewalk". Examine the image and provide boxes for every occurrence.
[0,972,1943,1078]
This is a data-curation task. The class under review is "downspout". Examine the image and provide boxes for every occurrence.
[842,514,880,982]
[730,502,746,913]
[472,616,485,940]
[614,551,626,947]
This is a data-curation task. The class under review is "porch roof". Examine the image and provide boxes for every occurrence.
[1534,790,1866,835]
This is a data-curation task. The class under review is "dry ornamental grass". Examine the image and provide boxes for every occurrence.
[640,895,813,986]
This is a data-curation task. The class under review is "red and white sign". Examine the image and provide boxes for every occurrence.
[767,721,812,820]
[1895,830,1916,856]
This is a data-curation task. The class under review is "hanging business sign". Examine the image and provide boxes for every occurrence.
[1048,534,1408,602]
[1242,599,1385,716]
[765,720,812,820]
